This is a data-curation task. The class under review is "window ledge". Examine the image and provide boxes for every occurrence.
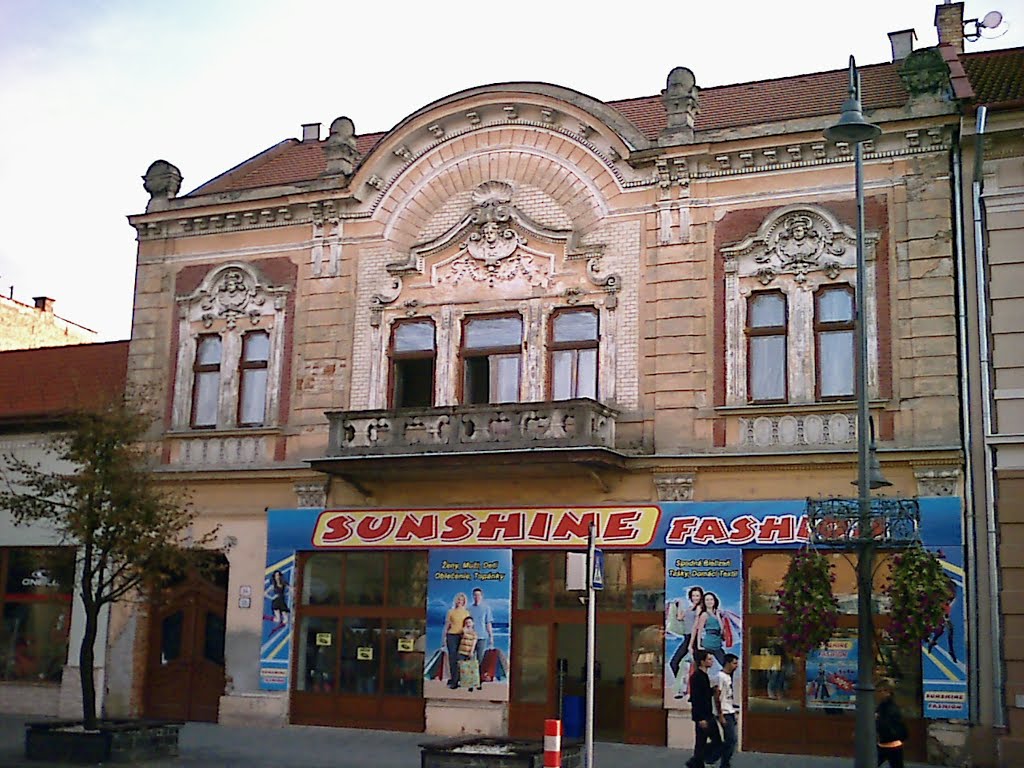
[165,426,281,439]
[714,399,887,416]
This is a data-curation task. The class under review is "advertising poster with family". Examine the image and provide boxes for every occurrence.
[664,548,742,708]
[423,549,512,701]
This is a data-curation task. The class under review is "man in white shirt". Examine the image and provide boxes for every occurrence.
[713,653,739,768]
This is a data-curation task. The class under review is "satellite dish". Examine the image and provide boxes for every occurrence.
[981,10,1003,29]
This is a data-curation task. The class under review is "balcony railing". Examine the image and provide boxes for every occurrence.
[325,399,617,456]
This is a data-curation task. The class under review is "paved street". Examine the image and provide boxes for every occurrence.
[0,714,931,767]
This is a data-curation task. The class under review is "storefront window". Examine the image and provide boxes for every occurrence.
[516,553,551,610]
[747,553,788,613]
[0,547,74,683]
[387,553,428,608]
[747,626,800,713]
[344,554,384,606]
[630,624,664,708]
[514,624,549,703]
[341,618,382,695]
[296,616,338,692]
[599,554,628,610]
[748,552,895,615]
[631,553,665,612]
[382,619,426,697]
[302,554,341,606]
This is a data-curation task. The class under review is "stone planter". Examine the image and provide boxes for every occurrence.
[24,719,182,764]
[421,737,584,768]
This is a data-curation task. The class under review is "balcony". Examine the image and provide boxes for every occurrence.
[325,399,617,457]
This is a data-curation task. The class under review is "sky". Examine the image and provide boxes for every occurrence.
[1,0,1021,342]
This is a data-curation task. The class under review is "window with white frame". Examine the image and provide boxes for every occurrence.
[461,314,523,404]
[721,205,877,407]
[550,307,599,400]
[390,319,436,408]
[172,263,289,431]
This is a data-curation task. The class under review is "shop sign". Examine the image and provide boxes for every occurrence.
[311,507,661,548]
[316,633,332,647]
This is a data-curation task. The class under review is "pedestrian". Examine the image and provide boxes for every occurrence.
[876,678,907,768]
[714,653,739,768]
[686,649,722,768]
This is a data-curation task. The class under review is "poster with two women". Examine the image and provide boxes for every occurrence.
[664,548,743,708]
[423,549,512,701]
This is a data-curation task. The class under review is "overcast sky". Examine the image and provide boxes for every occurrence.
[1,0,1021,341]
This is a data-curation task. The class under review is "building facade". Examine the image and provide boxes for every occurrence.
[0,294,97,351]
[118,15,1007,763]
[0,342,127,718]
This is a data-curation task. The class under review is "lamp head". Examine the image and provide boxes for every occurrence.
[851,445,893,490]
[825,97,882,144]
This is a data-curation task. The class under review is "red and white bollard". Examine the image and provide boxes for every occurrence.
[543,719,562,768]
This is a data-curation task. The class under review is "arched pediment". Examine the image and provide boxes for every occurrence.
[176,262,289,328]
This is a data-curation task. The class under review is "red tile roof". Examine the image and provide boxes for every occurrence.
[185,50,1019,197]
[962,47,1024,107]
[0,341,129,425]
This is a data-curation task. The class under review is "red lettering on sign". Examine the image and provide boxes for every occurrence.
[693,517,728,545]
[666,517,699,545]
[527,512,552,540]
[479,512,524,542]
[395,514,437,542]
[440,513,474,542]
[728,515,758,545]
[551,511,595,541]
[356,515,396,542]
[603,510,642,541]
[796,515,810,542]
[758,516,792,544]
[317,514,353,544]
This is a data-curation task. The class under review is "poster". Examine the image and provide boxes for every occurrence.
[424,549,512,701]
[664,548,742,708]
[259,550,295,690]
[921,545,967,719]
[805,638,857,710]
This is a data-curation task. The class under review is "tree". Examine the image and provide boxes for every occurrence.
[0,397,217,729]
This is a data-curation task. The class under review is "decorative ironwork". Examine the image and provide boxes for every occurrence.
[805,497,920,548]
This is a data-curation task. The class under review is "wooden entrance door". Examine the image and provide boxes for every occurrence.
[144,568,227,722]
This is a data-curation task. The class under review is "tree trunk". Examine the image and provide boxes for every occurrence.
[79,604,99,729]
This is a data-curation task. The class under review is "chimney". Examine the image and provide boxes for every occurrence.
[33,296,55,313]
[935,1,965,54]
[888,29,917,61]
[301,123,321,142]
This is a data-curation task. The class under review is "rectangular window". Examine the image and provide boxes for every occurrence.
[747,292,787,402]
[462,315,522,404]
[238,331,270,426]
[550,308,599,400]
[390,320,435,409]
[816,287,855,399]
[0,548,74,683]
[191,335,222,427]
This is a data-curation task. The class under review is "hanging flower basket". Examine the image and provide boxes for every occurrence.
[882,544,955,648]
[775,547,840,656]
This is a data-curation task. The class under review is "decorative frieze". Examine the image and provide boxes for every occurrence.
[654,474,695,502]
[738,413,857,448]
[913,467,961,497]
[173,435,270,466]
[294,480,328,508]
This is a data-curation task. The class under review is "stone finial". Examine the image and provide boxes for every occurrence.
[898,48,951,96]
[142,160,182,211]
[323,116,360,177]
[660,67,699,145]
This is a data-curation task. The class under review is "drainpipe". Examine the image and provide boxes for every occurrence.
[951,127,980,720]
[971,105,1005,729]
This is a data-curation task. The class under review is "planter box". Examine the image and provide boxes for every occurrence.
[25,719,182,764]
[421,738,584,768]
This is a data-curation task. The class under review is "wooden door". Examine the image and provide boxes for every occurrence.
[145,571,227,722]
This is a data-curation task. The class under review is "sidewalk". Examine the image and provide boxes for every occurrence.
[0,714,930,767]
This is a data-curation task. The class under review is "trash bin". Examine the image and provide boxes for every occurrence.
[562,695,585,739]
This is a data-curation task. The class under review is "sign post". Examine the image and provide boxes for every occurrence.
[585,523,601,768]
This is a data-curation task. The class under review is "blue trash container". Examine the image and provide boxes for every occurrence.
[562,695,585,739]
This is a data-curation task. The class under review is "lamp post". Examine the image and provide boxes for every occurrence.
[824,56,883,768]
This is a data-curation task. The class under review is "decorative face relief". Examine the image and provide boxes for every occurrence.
[204,268,264,326]
[466,221,522,266]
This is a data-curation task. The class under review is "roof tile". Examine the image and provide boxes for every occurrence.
[962,47,1024,106]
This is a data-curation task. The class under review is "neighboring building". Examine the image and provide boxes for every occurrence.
[118,7,1006,764]
[0,294,97,351]
[953,15,1024,768]
[0,341,128,717]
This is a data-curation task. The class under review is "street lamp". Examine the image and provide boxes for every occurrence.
[825,56,883,768]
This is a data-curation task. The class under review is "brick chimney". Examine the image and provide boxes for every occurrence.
[935,2,965,54]
[33,296,55,313]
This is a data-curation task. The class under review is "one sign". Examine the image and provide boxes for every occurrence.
[565,552,587,590]
[316,633,332,647]
[357,646,374,661]
[397,637,415,652]
[592,549,605,591]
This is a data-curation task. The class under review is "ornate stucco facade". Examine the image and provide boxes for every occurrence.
[112,14,1020,763]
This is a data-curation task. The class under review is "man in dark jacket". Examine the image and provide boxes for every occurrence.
[876,678,907,768]
[686,649,722,768]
